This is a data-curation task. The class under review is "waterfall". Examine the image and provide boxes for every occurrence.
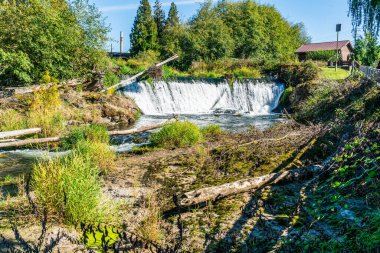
[120,79,284,115]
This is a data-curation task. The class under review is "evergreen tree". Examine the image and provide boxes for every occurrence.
[153,0,165,40]
[166,2,180,27]
[160,2,182,58]
[130,0,158,55]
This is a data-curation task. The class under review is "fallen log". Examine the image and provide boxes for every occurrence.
[109,118,177,136]
[0,119,176,149]
[178,165,322,208]
[0,128,42,139]
[0,137,61,149]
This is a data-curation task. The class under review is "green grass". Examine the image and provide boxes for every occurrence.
[32,151,114,224]
[320,67,350,80]
[150,121,203,148]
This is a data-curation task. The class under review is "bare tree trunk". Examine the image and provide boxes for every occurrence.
[178,165,322,208]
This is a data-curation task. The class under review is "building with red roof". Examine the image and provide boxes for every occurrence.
[295,40,354,63]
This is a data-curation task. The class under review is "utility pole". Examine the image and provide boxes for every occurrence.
[336,24,341,72]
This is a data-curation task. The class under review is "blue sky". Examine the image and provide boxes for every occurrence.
[90,0,353,52]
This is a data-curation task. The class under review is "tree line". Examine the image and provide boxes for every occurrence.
[130,0,310,70]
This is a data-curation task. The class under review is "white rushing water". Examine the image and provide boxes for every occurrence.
[121,79,284,115]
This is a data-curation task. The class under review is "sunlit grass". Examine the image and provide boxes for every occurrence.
[320,67,350,80]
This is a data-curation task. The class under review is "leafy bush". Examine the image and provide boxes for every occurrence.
[306,50,336,62]
[0,49,32,86]
[150,121,203,148]
[201,124,224,138]
[278,61,320,86]
[32,152,113,224]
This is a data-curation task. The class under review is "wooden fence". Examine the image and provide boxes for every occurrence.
[359,65,380,85]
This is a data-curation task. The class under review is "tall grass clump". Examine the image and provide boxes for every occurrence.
[150,121,202,148]
[0,109,27,131]
[201,124,224,138]
[32,152,113,224]
[62,124,115,173]
[137,194,163,243]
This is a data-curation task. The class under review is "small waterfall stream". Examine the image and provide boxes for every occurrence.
[121,79,284,115]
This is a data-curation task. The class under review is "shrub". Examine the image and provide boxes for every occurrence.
[278,61,320,86]
[150,121,203,148]
[233,67,261,79]
[32,152,113,224]
[201,124,224,138]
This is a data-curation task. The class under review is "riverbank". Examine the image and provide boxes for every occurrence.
[0,75,379,252]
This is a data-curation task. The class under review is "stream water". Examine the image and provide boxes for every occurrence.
[0,79,285,188]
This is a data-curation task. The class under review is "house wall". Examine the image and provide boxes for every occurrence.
[340,45,351,61]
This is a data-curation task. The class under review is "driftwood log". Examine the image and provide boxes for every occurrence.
[178,165,322,208]
[0,128,42,139]
[0,137,61,149]
[0,119,176,149]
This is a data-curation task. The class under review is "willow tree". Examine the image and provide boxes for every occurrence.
[348,0,380,39]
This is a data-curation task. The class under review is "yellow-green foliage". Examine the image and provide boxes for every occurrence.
[39,70,58,84]
[233,67,261,79]
[32,151,114,224]
[28,85,66,136]
[75,140,116,174]
[62,124,115,173]
[201,124,224,138]
[150,121,203,148]
[0,109,27,131]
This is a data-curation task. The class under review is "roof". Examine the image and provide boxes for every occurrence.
[296,40,353,53]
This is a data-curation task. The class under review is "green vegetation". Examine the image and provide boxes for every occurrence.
[129,0,307,72]
[32,124,116,224]
[33,151,113,224]
[278,61,320,86]
[320,67,350,80]
[354,33,380,66]
[62,124,115,173]
[0,0,110,86]
[201,124,224,138]
[306,50,336,62]
[150,121,203,148]
[130,0,158,55]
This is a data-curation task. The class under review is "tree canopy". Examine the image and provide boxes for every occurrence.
[348,0,380,39]
[0,0,110,86]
